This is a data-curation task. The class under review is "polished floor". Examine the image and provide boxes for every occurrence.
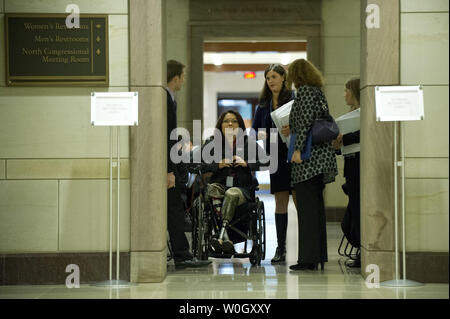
[0,193,448,299]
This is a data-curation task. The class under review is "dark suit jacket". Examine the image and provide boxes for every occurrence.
[166,89,177,174]
[166,89,188,189]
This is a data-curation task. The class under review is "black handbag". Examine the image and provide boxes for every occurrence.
[311,114,339,144]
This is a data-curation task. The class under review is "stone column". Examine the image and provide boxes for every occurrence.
[129,0,167,282]
[360,0,400,282]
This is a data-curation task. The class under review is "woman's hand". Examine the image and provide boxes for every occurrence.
[233,155,248,167]
[219,159,233,169]
[291,150,303,164]
[332,133,343,150]
[281,125,290,137]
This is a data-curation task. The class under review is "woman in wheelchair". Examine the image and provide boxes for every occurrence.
[197,110,266,255]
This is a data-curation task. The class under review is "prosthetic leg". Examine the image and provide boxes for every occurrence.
[217,192,240,254]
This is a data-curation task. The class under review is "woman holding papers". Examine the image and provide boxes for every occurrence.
[287,59,338,271]
[252,64,296,263]
[332,77,361,268]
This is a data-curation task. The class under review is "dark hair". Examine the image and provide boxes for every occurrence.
[215,110,246,132]
[167,60,185,83]
[258,64,292,107]
[345,77,360,105]
[214,111,246,144]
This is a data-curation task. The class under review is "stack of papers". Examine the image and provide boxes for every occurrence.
[270,100,294,146]
[335,108,360,155]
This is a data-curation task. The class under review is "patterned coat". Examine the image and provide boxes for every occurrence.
[289,85,338,185]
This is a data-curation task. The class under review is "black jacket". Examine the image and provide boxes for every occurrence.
[166,89,188,188]
[166,89,177,174]
[195,135,267,192]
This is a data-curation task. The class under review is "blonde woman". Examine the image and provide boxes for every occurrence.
[287,59,338,271]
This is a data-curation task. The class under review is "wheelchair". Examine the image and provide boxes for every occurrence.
[188,169,266,266]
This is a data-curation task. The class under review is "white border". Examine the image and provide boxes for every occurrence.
[91,92,138,126]
[375,86,424,122]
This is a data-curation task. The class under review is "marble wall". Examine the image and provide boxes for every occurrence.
[400,0,449,252]
[0,0,131,254]
[321,0,361,207]
[166,0,190,132]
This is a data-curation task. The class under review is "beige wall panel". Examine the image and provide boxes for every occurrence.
[0,87,129,159]
[59,180,130,252]
[361,0,400,87]
[0,14,4,86]
[0,160,4,179]
[0,180,58,252]
[405,179,449,251]
[401,13,449,85]
[322,37,360,75]
[360,86,395,251]
[129,86,167,252]
[324,85,354,117]
[130,251,166,283]
[5,0,127,14]
[322,0,360,37]
[404,86,449,158]
[166,0,189,129]
[361,247,397,282]
[401,0,449,12]
[324,156,347,207]
[7,159,129,179]
[405,158,449,179]
[323,74,360,86]
[130,0,166,87]
[109,15,129,87]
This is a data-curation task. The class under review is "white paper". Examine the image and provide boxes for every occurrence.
[342,143,360,155]
[375,86,424,122]
[335,109,360,155]
[91,92,138,126]
[335,109,360,135]
[270,100,294,145]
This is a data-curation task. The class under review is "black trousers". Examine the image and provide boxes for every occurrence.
[343,154,360,248]
[294,174,328,264]
[167,187,191,261]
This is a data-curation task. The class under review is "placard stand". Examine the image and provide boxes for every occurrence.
[89,92,138,289]
[374,86,424,288]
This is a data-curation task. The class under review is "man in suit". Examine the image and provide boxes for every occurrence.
[166,60,211,269]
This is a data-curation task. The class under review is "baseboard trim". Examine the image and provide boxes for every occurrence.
[0,252,130,285]
[406,251,449,283]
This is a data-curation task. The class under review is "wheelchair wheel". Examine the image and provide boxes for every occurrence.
[250,198,266,266]
[192,194,209,260]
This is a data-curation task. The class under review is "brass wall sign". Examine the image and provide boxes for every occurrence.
[5,14,109,86]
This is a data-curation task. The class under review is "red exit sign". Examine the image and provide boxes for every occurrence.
[244,71,256,79]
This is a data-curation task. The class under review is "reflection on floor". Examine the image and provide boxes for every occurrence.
[0,194,448,299]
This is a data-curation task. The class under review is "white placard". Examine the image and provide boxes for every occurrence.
[375,86,424,122]
[91,92,138,126]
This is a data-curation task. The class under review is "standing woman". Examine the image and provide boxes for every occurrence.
[252,64,297,263]
[287,59,338,271]
[333,77,361,267]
